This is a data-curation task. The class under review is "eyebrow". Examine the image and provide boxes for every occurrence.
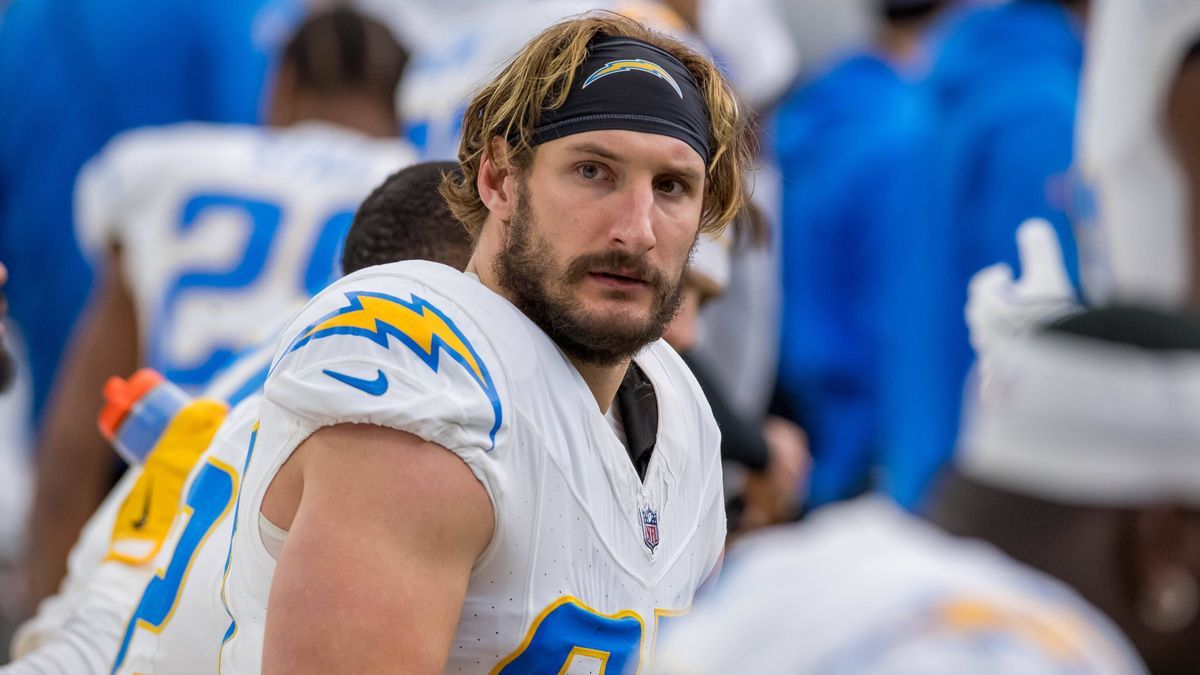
[566,141,704,182]
[566,142,622,162]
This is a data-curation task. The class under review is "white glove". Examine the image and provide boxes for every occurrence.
[966,218,1081,370]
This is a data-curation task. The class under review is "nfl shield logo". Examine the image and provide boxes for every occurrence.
[640,505,660,553]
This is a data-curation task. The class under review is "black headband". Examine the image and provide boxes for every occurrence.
[527,36,712,163]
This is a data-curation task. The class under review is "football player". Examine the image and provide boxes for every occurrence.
[659,233,808,533]
[4,161,472,674]
[219,14,752,674]
[24,7,417,606]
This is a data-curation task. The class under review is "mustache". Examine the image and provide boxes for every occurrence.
[565,250,670,289]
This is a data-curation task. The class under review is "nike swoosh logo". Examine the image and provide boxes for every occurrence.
[132,477,154,530]
[323,368,388,396]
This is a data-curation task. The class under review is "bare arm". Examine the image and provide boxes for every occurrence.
[26,247,138,605]
[262,423,494,674]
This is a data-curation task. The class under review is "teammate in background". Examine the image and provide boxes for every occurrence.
[656,2,1200,671]
[3,161,472,674]
[913,0,1090,503]
[340,162,474,274]
[24,7,415,611]
[928,309,1200,675]
[653,316,1165,674]
[659,233,808,531]
[774,0,946,510]
[0,0,305,437]
[220,14,751,673]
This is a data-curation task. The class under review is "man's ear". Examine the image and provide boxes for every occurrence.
[1124,506,1200,634]
[477,137,519,222]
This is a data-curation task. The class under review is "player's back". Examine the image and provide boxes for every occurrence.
[653,497,1146,674]
[75,121,416,390]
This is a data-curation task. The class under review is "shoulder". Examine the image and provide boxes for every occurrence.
[275,262,524,366]
[264,262,525,455]
[275,123,419,176]
[81,122,264,196]
[99,122,254,166]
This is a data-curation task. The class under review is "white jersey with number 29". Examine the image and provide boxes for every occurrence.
[75,121,415,390]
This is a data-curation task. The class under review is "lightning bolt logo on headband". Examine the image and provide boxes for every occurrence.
[582,59,683,98]
[280,291,503,449]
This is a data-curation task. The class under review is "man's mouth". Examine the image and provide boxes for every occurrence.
[588,269,650,290]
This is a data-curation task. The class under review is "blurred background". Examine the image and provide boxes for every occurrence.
[0,0,1092,649]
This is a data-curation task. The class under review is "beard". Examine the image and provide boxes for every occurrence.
[494,180,690,366]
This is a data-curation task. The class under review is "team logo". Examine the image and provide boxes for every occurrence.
[582,59,683,98]
[640,505,660,553]
[279,291,503,449]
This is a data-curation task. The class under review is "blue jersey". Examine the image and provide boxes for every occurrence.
[775,52,944,509]
[0,0,303,423]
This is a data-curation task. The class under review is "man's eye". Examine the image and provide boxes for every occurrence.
[578,163,603,180]
[657,179,686,196]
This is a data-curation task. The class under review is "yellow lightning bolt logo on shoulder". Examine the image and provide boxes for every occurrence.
[582,59,683,98]
[280,291,503,448]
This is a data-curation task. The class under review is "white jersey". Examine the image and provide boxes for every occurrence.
[75,121,415,390]
[4,345,273,675]
[5,471,140,674]
[221,261,726,673]
[653,498,1146,675]
[108,395,263,675]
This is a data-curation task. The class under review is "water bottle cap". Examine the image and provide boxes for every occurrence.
[98,369,164,441]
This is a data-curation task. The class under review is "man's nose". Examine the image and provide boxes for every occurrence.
[609,182,657,254]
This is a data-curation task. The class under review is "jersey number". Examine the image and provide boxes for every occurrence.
[153,192,354,388]
[109,459,238,674]
[492,597,685,675]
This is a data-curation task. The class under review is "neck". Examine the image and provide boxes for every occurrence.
[572,357,631,415]
[467,231,630,414]
[277,95,397,138]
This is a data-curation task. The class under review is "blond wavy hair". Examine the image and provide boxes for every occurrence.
[440,13,754,240]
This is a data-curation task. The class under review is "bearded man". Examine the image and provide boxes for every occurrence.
[218,13,753,674]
